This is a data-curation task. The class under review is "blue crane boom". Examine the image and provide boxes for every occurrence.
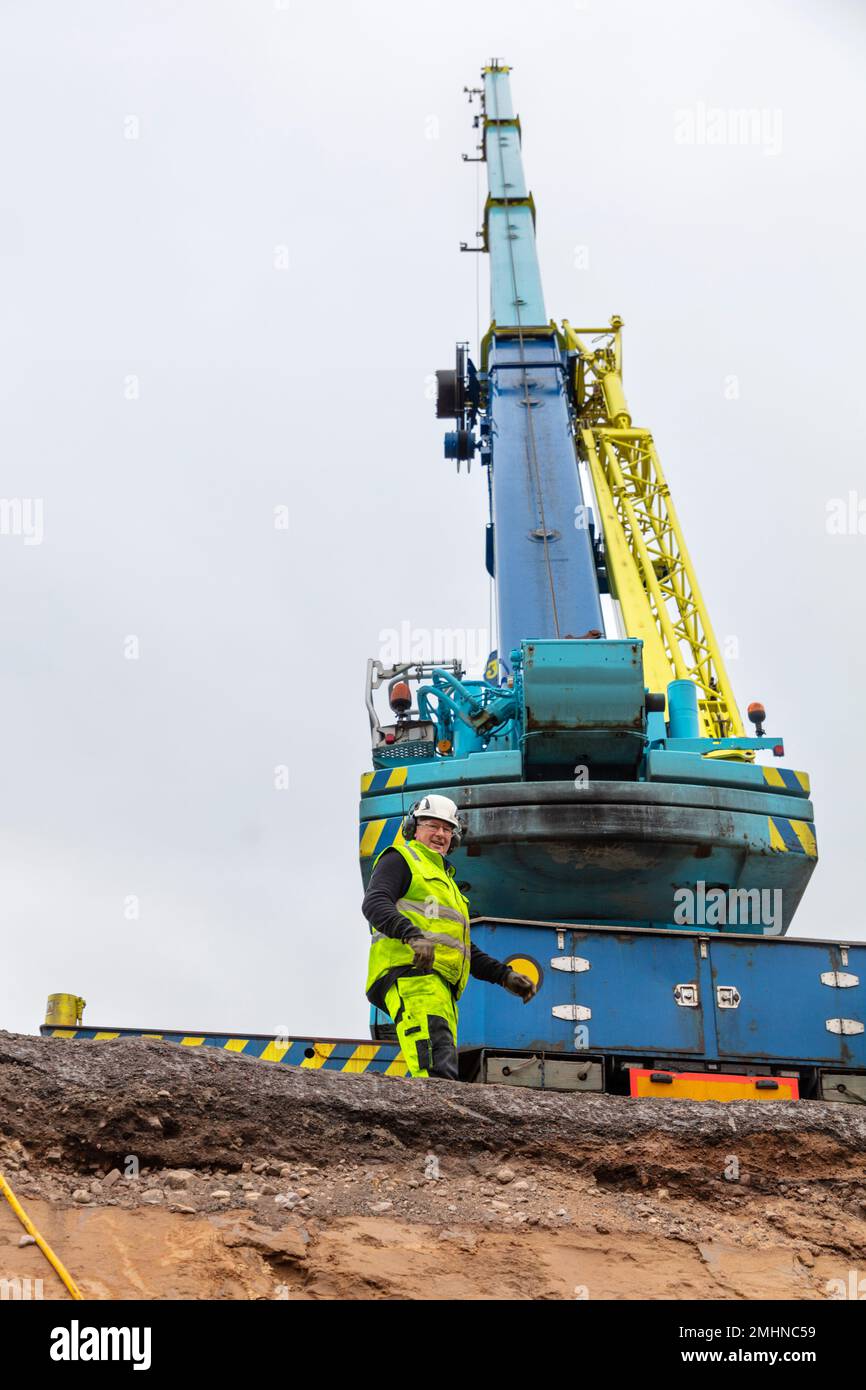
[480,63,603,666]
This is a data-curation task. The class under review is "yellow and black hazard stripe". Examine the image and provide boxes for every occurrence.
[762,768,811,796]
[767,816,818,857]
[359,815,405,860]
[41,1028,408,1076]
[360,768,409,794]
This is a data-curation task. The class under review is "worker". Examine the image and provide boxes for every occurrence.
[362,793,538,1080]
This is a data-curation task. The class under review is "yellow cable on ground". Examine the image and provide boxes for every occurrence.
[0,1170,84,1300]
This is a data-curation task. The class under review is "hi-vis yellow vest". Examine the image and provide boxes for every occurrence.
[365,839,471,1000]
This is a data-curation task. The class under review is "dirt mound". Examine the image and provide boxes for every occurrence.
[1,1031,865,1300]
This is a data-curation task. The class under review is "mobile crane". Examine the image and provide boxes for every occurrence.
[358,61,864,1102]
[43,63,865,1104]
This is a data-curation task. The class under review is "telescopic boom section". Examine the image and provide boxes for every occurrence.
[481,63,603,667]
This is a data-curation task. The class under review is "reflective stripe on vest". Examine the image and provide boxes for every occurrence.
[365,839,471,999]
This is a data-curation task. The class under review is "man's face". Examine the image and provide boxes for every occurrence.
[414,817,453,854]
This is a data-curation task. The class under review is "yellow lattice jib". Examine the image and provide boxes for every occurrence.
[563,318,743,740]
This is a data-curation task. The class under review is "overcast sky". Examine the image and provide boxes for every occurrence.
[1,0,864,1039]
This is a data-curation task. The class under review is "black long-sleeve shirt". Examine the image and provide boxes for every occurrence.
[362,848,511,1003]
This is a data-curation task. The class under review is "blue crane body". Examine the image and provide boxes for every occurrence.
[358,62,865,1100]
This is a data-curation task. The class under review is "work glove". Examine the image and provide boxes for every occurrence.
[503,969,537,1003]
[409,937,437,969]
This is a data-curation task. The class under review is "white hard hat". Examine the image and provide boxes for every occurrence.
[414,794,461,831]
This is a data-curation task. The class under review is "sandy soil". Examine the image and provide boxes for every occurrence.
[2,1031,865,1300]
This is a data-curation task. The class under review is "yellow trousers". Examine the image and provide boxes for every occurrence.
[383,972,459,1080]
